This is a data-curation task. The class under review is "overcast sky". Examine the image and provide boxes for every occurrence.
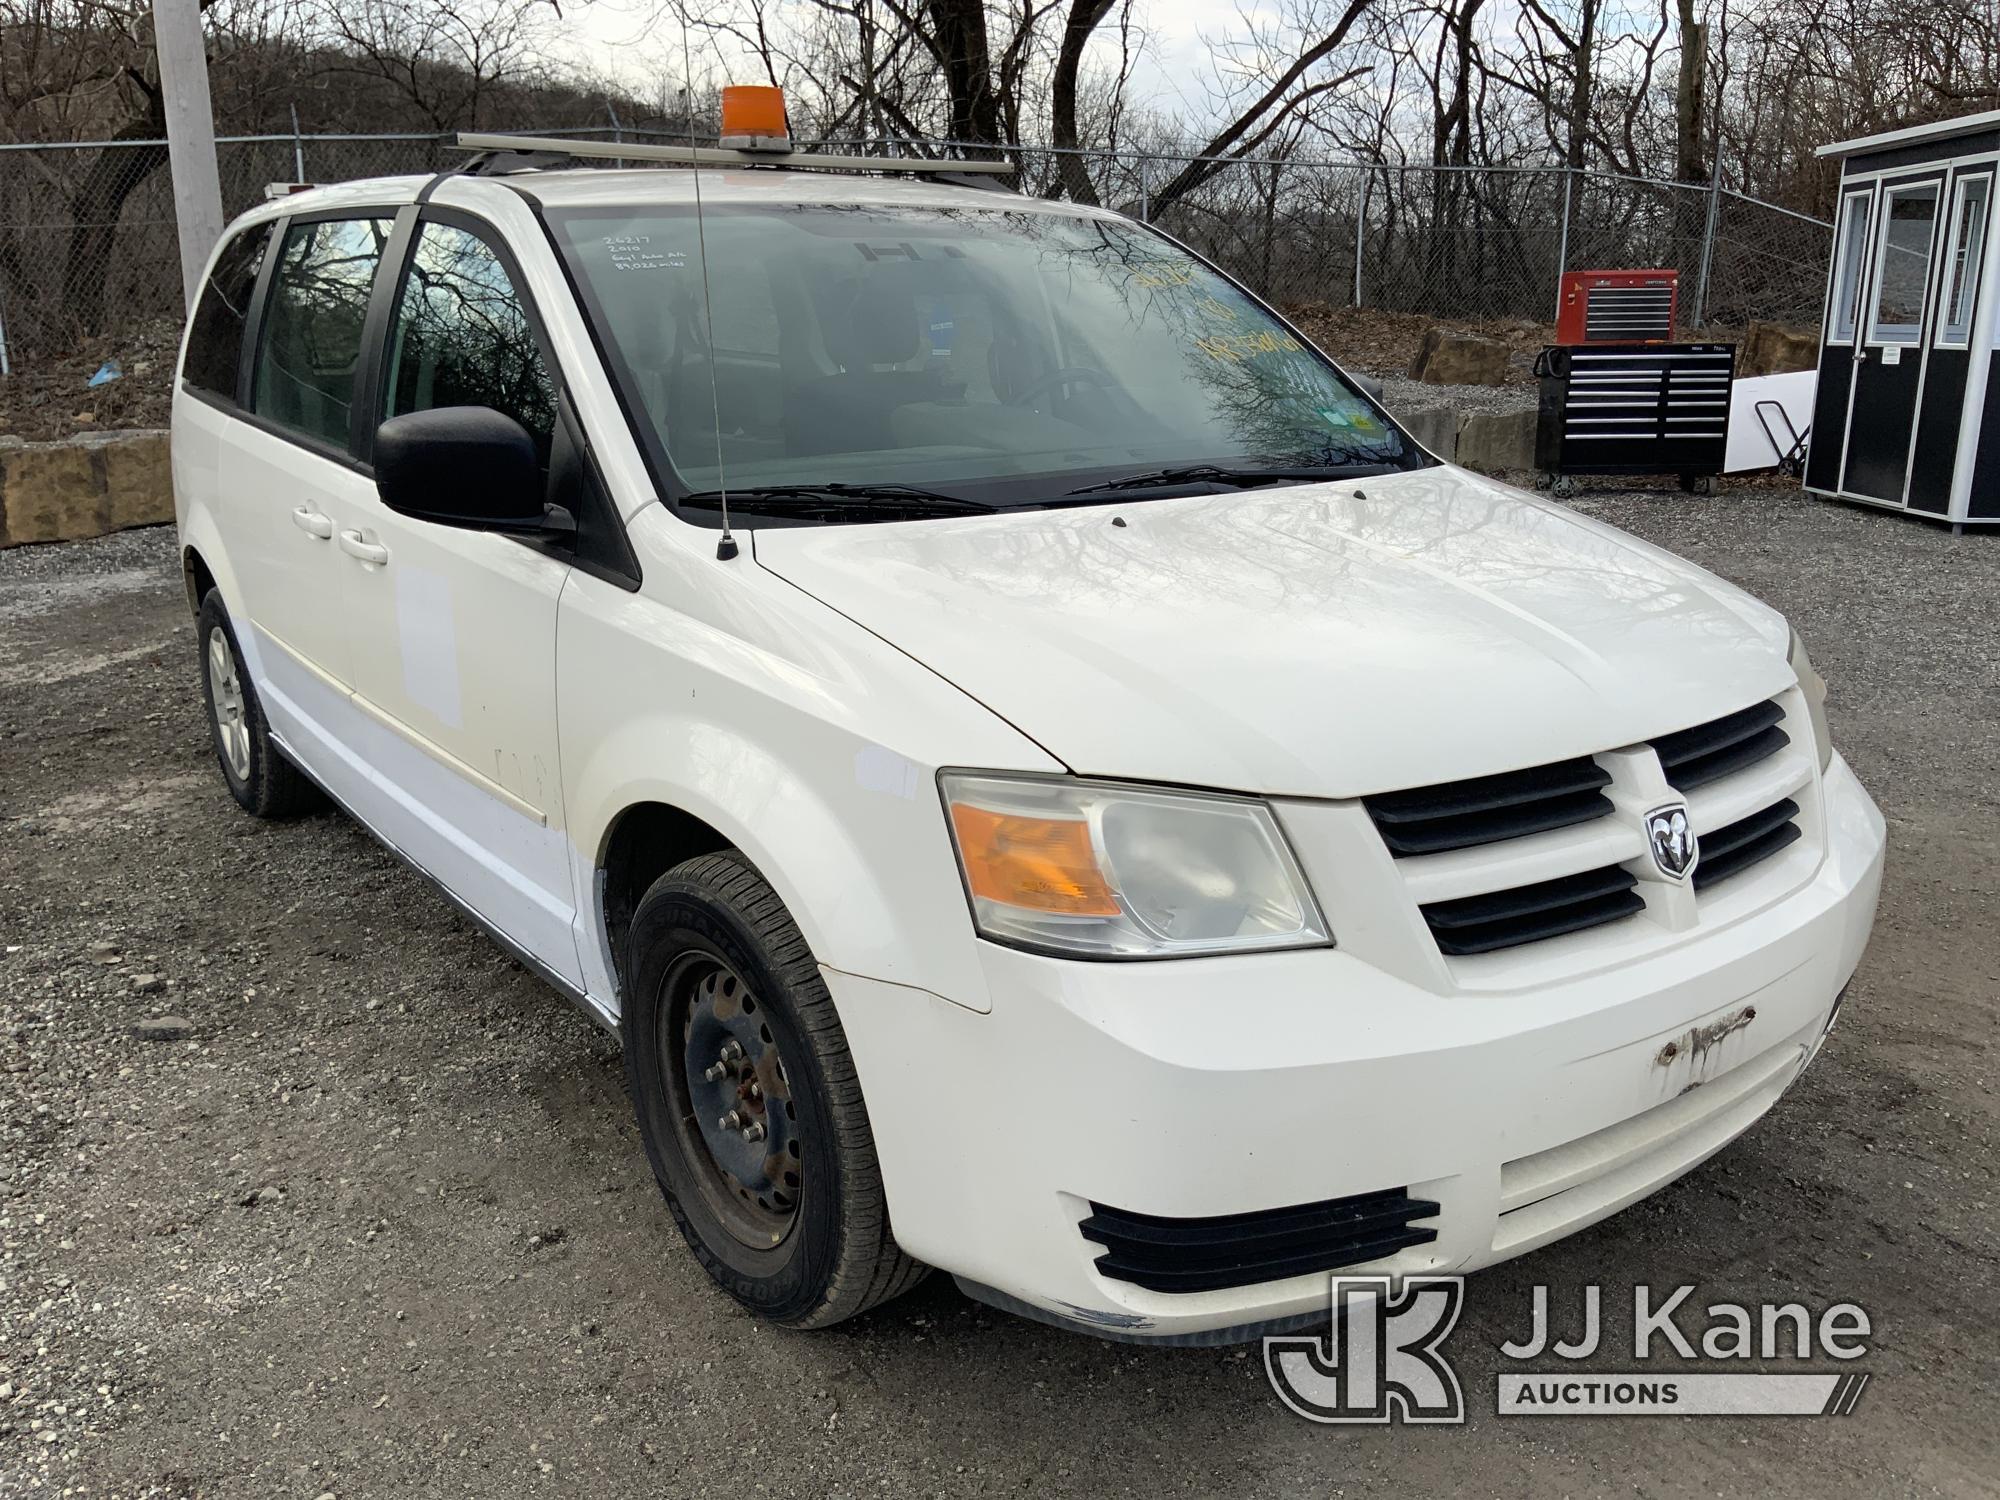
[557,0,1247,124]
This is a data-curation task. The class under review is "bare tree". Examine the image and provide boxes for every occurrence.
[1144,0,1385,217]
[302,0,561,131]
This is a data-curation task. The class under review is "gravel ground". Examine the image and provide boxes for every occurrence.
[1,493,1996,1499]
[1376,373,1537,416]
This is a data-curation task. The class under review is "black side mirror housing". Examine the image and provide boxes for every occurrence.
[373,407,564,534]
[1351,372,1386,403]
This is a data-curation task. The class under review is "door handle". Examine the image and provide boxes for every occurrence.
[1854,348,1868,364]
[290,505,333,539]
[338,529,390,566]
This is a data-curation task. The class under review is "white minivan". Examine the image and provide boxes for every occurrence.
[172,136,1884,1345]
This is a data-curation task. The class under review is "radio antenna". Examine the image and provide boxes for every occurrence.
[681,22,737,561]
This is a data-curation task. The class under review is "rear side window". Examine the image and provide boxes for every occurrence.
[252,217,393,449]
[382,221,557,452]
[183,222,274,400]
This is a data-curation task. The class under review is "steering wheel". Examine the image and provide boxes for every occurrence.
[1006,366,1114,407]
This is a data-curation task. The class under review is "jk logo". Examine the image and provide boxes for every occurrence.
[1264,1276,1466,1424]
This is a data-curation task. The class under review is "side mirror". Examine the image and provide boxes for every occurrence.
[1350,372,1386,403]
[373,407,563,534]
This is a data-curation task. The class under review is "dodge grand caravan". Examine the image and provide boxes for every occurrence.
[171,132,1884,1345]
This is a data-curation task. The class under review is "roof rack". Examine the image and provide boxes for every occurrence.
[453,132,1015,179]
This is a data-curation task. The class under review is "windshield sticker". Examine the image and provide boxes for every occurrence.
[1316,402,1381,433]
[921,298,957,359]
[1195,329,1307,362]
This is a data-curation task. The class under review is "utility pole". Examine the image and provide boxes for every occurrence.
[153,0,225,310]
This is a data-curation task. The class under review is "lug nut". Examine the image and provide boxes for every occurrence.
[741,1120,767,1143]
[718,1109,744,1133]
[719,1039,745,1063]
[704,1060,730,1082]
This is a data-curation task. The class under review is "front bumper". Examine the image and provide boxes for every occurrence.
[829,756,1885,1343]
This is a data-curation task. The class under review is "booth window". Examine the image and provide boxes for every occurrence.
[1940,175,1992,348]
[1867,182,1941,345]
[1829,190,1872,344]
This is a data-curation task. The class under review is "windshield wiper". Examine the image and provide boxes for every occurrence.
[1064,462,1391,496]
[679,483,988,519]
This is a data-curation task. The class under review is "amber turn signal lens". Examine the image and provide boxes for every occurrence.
[949,803,1120,917]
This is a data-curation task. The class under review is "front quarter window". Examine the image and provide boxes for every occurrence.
[549,201,1423,518]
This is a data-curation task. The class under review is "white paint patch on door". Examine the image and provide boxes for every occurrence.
[395,566,463,730]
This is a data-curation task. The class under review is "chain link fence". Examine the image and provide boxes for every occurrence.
[0,126,1831,381]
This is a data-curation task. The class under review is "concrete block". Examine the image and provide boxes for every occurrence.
[1409,327,1512,386]
[1740,321,1817,377]
[100,431,175,531]
[0,430,171,548]
[1392,405,1458,462]
[1454,409,1538,475]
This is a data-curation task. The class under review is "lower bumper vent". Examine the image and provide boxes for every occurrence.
[1080,1188,1439,1294]
[1421,864,1644,956]
[1695,797,1802,890]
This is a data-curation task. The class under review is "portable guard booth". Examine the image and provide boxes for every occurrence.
[1805,109,1999,529]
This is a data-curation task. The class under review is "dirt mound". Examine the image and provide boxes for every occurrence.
[0,322,179,442]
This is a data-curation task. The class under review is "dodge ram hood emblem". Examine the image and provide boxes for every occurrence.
[1646,804,1697,880]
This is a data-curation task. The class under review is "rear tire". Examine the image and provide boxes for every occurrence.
[623,851,926,1327]
[197,590,322,819]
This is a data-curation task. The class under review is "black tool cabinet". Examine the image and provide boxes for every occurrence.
[1532,342,1735,498]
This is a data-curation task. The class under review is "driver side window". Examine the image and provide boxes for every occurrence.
[383,222,557,457]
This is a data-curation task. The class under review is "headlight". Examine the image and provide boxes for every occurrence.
[939,772,1330,959]
[1789,627,1833,774]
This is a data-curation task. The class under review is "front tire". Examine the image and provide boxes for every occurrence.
[196,590,322,818]
[623,851,926,1327]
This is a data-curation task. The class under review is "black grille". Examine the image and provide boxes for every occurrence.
[1653,701,1788,792]
[1420,864,1644,956]
[1364,757,1613,857]
[1695,798,1802,890]
[1081,1188,1440,1295]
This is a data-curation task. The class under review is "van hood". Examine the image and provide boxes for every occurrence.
[750,467,1795,799]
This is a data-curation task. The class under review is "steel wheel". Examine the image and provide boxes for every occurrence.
[206,626,252,782]
[623,850,927,1325]
[660,954,802,1249]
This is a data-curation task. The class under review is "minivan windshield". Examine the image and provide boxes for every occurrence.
[549,201,1428,518]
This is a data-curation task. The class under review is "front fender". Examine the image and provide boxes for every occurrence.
[567,714,993,1009]
[557,515,1064,1017]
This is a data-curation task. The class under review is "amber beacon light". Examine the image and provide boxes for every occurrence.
[719,86,792,152]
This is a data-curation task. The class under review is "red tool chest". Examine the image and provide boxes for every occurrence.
[1554,269,1679,345]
